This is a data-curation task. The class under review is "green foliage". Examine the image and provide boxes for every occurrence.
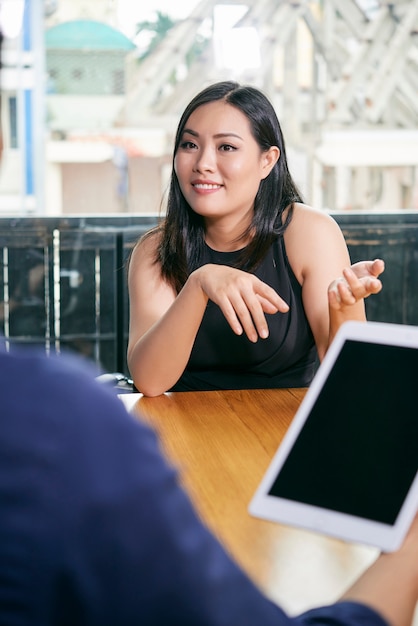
[135,10,210,68]
[135,11,176,60]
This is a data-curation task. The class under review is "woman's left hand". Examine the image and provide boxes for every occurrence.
[328,258,385,310]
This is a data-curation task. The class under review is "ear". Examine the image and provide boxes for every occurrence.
[261,146,280,180]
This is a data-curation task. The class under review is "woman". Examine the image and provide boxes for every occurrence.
[127,81,384,396]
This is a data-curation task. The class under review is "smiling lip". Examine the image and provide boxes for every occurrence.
[191,181,223,193]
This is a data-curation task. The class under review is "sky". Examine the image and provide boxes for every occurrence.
[117,0,201,37]
[117,0,255,70]
[117,0,381,35]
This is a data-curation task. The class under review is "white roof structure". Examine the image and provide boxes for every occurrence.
[119,0,418,133]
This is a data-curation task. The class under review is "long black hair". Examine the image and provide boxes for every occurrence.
[153,81,303,293]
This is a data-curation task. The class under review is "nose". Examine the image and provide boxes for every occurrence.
[193,145,216,173]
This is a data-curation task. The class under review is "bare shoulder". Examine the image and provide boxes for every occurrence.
[287,202,340,232]
[284,203,349,282]
[128,227,176,308]
[285,202,345,245]
[128,228,167,295]
[129,228,161,273]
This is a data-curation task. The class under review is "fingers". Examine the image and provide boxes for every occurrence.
[371,258,385,278]
[223,293,282,343]
[257,294,288,315]
[196,265,288,342]
[328,277,355,308]
[227,293,267,342]
[344,267,382,296]
[220,278,288,343]
[257,283,289,314]
[351,258,385,279]
[328,266,383,309]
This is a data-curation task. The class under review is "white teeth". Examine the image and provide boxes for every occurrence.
[193,184,221,189]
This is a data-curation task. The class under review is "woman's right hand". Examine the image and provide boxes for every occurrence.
[193,264,289,343]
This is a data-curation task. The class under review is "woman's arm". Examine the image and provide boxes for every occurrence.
[127,234,288,396]
[127,234,208,397]
[285,204,384,360]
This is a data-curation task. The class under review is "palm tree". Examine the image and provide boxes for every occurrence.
[135,10,210,65]
[135,11,177,60]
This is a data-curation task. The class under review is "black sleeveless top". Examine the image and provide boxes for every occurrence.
[171,237,318,391]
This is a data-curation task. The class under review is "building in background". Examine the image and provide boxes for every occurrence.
[0,0,170,215]
[0,0,417,215]
[44,0,175,215]
[45,18,137,214]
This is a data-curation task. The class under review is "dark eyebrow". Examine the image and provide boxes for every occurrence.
[182,128,244,141]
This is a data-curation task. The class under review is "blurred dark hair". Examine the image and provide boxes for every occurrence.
[147,81,303,293]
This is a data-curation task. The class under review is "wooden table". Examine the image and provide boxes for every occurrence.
[120,388,378,615]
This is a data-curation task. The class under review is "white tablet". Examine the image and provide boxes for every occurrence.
[249,320,418,552]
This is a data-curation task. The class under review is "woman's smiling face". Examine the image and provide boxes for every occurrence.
[174,100,279,226]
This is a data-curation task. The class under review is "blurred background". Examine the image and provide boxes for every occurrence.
[0,0,417,377]
[0,0,417,217]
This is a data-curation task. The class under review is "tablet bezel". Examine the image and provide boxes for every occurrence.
[249,320,418,552]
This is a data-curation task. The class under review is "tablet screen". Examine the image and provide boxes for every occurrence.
[268,340,418,525]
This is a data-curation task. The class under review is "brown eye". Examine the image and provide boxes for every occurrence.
[179,141,197,150]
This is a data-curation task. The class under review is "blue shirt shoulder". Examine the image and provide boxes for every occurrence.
[0,350,388,626]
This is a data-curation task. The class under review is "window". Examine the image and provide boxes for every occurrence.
[72,68,84,80]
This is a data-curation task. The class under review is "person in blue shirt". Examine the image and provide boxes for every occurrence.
[0,347,417,626]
